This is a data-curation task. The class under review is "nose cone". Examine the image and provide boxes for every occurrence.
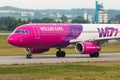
[8,34,28,48]
[7,36,17,46]
[7,35,23,47]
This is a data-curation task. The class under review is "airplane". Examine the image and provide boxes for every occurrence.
[7,23,120,59]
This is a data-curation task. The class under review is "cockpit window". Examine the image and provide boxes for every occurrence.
[14,30,28,34]
[15,30,21,33]
[21,30,28,34]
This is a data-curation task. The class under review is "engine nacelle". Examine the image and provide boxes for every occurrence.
[25,48,49,54]
[75,42,100,54]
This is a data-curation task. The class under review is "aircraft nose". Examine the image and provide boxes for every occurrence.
[7,35,21,46]
[7,36,16,46]
[7,35,24,47]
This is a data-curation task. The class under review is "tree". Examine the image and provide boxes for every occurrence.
[0,24,7,30]
[0,16,27,31]
[60,15,68,23]
[113,14,120,21]
[40,18,56,23]
[3,17,17,31]
[71,16,89,23]
[0,16,57,31]
[32,19,41,23]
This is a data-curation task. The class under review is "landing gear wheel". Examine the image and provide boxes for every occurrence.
[26,54,33,59]
[90,52,99,58]
[56,49,66,57]
[61,51,65,57]
[56,51,61,57]
[25,48,33,59]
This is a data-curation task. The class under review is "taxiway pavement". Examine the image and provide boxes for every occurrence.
[0,53,120,64]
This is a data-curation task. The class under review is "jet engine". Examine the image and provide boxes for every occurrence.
[75,42,100,54]
[25,48,49,54]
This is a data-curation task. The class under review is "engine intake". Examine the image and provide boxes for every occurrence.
[75,42,100,54]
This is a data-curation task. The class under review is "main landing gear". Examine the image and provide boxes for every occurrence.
[25,48,33,59]
[89,52,99,58]
[56,48,66,57]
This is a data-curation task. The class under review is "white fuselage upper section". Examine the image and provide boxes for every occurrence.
[76,24,120,41]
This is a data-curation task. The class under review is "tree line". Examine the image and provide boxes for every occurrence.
[0,14,120,31]
[0,15,89,31]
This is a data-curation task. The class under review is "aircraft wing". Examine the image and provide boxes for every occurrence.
[70,39,82,43]
[70,36,120,43]
[94,36,120,41]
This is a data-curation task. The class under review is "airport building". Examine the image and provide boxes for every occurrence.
[95,0,108,23]
[84,10,93,23]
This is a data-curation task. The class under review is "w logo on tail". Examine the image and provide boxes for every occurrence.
[97,27,118,37]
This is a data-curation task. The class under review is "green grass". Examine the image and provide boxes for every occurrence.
[0,62,119,80]
[1,35,120,56]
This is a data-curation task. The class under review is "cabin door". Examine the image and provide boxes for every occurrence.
[33,26,40,39]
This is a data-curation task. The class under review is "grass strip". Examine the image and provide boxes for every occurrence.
[0,62,119,80]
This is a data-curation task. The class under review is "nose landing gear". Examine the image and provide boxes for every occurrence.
[26,54,33,59]
[25,48,33,59]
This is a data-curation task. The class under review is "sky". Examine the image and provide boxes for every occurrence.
[0,0,120,10]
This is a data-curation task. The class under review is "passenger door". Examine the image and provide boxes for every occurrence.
[33,26,40,39]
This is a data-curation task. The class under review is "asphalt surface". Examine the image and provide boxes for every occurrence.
[0,53,120,64]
